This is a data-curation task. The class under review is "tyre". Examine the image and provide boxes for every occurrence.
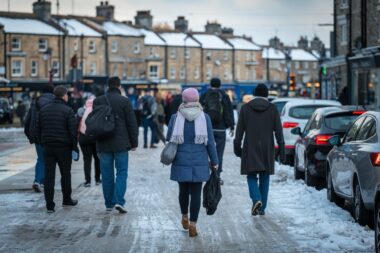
[327,169,344,207]
[375,202,380,253]
[294,154,303,180]
[304,158,317,187]
[353,182,370,226]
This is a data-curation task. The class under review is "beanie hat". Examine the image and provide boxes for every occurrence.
[254,84,269,97]
[210,78,221,88]
[182,88,199,103]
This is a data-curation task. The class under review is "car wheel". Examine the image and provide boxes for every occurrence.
[353,182,370,226]
[327,169,344,207]
[304,157,317,187]
[294,154,303,180]
[375,202,380,253]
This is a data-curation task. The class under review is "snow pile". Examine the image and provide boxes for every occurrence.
[270,163,374,252]
[0,127,23,132]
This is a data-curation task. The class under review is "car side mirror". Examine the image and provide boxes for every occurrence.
[291,127,302,136]
[328,135,341,146]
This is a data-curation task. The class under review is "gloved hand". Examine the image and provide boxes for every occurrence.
[234,144,242,158]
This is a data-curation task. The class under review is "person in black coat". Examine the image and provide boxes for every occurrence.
[234,84,285,216]
[38,85,79,213]
[93,77,138,213]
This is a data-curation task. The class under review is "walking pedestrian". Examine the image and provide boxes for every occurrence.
[16,100,26,126]
[233,84,285,216]
[38,85,79,213]
[139,90,157,148]
[94,77,138,213]
[153,92,166,144]
[78,96,101,187]
[24,85,54,193]
[166,88,218,237]
[200,78,234,184]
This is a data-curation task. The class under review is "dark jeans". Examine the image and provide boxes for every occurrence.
[178,182,203,222]
[34,144,45,185]
[142,117,156,146]
[247,173,270,211]
[44,144,72,210]
[80,142,101,183]
[214,131,226,174]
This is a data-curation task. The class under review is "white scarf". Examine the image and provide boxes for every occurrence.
[170,102,208,145]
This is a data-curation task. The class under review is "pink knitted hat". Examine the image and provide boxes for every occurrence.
[182,88,199,103]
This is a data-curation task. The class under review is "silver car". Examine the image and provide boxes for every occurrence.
[326,111,380,226]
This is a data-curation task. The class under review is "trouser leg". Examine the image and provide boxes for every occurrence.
[92,144,101,182]
[189,182,203,222]
[99,152,115,208]
[80,143,92,183]
[44,146,57,210]
[214,131,226,175]
[56,146,72,202]
[178,182,190,215]
[247,173,261,203]
[259,173,270,211]
[35,144,45,184]
[114,151,129,206]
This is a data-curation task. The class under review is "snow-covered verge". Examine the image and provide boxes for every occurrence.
[0,127,23,132]
[270,163,374,252]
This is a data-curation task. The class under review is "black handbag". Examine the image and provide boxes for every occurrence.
[203,170,222,215]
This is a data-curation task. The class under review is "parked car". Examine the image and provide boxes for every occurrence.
[0,98,13,124]
[278,99,341,165]
[327,111,380,226]
[271,97,308,114]
[292,106,366,186]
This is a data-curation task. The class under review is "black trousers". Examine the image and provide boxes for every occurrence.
[44,144,72,209]
[214,131,226,174]
[178,182,203,222]
[80,142,100,183]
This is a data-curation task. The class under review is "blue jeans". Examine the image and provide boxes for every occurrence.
[98,151,129,208]
[247,173,270,211]
[34,144,45,185]
[142,117,156,146]
[214,131,226,174]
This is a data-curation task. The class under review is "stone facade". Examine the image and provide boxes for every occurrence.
[145,45,166,81]
[234,50,263,82]
[167,46,202,83]
[202,49,233,83]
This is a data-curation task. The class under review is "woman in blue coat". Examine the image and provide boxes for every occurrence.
[166,88,218,237]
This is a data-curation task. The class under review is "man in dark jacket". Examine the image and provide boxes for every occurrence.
[139,90,157,148]
[234,84,285,216]
[200,78,235,183]
[94,77,138,214]
[24,85,54,193]
[39,85,78,213]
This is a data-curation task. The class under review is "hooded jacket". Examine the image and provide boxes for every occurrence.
[233,97,284,175]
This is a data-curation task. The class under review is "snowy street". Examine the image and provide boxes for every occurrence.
[0,130,375,252]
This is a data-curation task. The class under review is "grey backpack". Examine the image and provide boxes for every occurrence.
[160,142,178,165]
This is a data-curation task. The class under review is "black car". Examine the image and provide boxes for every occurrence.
[0,98,13,124]
[291,106,366,186]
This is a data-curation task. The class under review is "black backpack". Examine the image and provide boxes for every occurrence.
[85,95,115,140]
[204,90,224,126]
[203,170,222,215]
[24,97,41,144]
[140,96,152,117]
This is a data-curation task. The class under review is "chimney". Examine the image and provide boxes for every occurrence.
[96,1,114,21]
[297,36,309,50]
[135,10,153,29]
[33,0,51,21]
[174,16,188,33]
[205,21,222,34]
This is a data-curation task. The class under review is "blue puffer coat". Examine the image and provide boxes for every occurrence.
[166,113,218,182]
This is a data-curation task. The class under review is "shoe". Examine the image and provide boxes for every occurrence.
[181,216,189,230]
[150,145,157,149]
[32,183,42,193]
[84,182,91,187]
[46,208,55,213]
[251,201,262,216]
[143,144,148,149]
[96,180,102,185]
[258,210,265,216]
[189,224,198,237]
[115,204,127,214]
[62,199,78,206]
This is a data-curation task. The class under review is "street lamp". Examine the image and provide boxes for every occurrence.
[184,35,188,85]
[43,47,54,85]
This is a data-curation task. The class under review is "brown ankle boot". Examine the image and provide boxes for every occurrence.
[189,224,198,237]
[181,216,189,230]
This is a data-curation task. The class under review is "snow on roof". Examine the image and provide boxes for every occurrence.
[102,21,143,37]
[140,29,165,46]
[226,37,261,50]
[262,48,285,60]
[159,32,200,47]
[290,49,317,61]
[59,19,101,37]
[192,34,232,50]
[0,16,60,35]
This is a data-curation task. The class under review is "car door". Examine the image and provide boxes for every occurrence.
[332,116,366,196]
[351,116,377,203]
[296,113,317,171]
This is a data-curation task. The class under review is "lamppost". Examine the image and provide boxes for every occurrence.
[284,48,292,96]
[184,35,188,85]
[43,47,53,86]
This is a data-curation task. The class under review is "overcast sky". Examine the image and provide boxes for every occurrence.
[1,0,333,47]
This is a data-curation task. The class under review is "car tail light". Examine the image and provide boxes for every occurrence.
[283,122,299,128]
[352,111,366,115]
[315,135,332,145]
[371,153,380,166]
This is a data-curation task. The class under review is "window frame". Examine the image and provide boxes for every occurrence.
[89,40,96,53]
[355,116,377,141]
[30,60,38,77]
[111,40,118,53]
[344,116,366,143]
[89,61,97,75]
[38,38,48,52]
[170,48,177,59]
[133,42,140,54]
[170,66,176,79]
[52,60,60,77]
[11,38,21,51]
[149,65,159,79]
[11,60,23,77]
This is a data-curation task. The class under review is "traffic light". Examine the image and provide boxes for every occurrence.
[289,74,296,91]
[322,66,327,76]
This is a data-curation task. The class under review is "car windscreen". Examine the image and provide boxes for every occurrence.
[273,101,287,114]
[324,113,360,131]
[289,105,331,119]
